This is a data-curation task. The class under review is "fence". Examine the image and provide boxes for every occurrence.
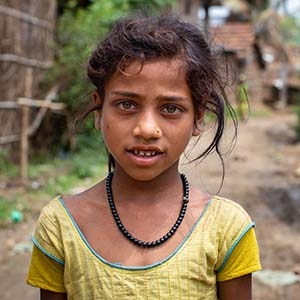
[0,1,57,181]
[0,86,66,181]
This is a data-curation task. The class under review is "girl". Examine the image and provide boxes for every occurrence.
[27,14,261,300]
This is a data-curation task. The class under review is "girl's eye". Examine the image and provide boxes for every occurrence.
[161,104,183,115]
[117,101,136,111]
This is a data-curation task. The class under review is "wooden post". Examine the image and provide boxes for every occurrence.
[19,67,33,182]
[20,104,29,181]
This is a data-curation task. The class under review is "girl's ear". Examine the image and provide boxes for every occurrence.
[93,91,103,130]
[192,109,204,136]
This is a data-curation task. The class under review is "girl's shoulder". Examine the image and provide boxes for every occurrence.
[209,195,252,221]
[38,180,107,228]
[59,179,106,213]
[39,195,64,219]
[200,195,254,242]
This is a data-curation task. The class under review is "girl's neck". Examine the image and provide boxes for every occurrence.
[109,167,183,206]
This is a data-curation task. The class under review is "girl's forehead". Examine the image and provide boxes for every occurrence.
[116,57,186,78]
[104,57,191,99]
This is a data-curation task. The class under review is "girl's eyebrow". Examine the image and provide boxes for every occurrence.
[111,90,189,102]
[157,95,190,102]
[110,91,140,98]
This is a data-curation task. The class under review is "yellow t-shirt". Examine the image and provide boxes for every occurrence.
[27,196,261,299]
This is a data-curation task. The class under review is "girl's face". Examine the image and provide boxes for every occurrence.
[94,58,202,181]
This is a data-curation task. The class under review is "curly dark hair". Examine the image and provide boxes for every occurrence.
[82,13,237,180]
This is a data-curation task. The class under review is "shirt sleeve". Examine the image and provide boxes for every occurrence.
[27,245,66,292]
[26,197,66,292]
[217,226,261,282]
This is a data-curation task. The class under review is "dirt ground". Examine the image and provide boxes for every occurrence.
[0,103,299,299]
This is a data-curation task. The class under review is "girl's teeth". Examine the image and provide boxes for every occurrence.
[133,150,157,157]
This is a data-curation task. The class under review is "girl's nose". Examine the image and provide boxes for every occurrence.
[133,111,162,140]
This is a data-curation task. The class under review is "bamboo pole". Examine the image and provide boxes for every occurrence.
[20,104,29,181]
[0,54,52,69]
[18,98,65,110]
[0,90,64,145]
[0,4,54,31]
[19,67,33,182]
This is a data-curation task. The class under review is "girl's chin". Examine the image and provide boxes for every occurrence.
[113,163,179,183]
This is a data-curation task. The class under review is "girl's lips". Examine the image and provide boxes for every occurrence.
[131,149,162,157]
[127,146,163,156]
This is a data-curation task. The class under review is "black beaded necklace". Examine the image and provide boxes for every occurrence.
[105,172,189,248]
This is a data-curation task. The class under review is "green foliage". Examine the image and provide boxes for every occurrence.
[0,150,19,178]
[293,100,300,142]
[278,14,300,140]
[0,148,107,225]
[235,81,249,121]
[35,149,107,195]
[246,0,270,11]
[0,195,27,227]
[0,196,13,223]
[279,16,300,46]
[55,0,175,108]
